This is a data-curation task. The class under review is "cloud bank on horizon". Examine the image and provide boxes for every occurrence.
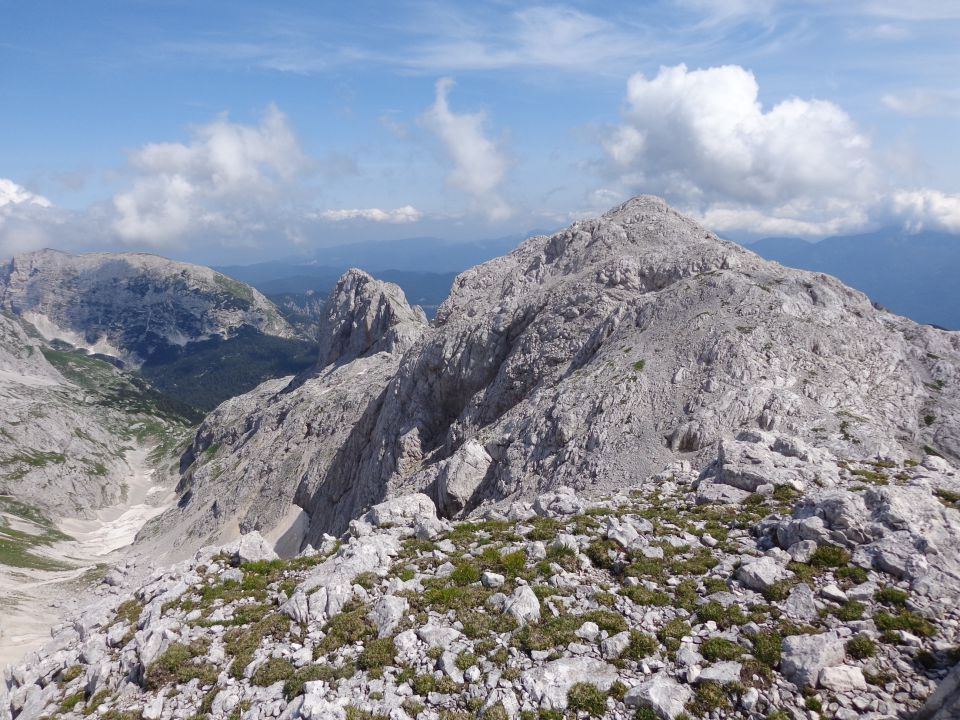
[2,1,959,261]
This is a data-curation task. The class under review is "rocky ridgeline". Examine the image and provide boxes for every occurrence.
[5,442,960,720]
[153,196,960,560]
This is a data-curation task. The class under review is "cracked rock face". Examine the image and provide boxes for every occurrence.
[140,271,428,557]
[0,249,292,366]
[162,195,959,557]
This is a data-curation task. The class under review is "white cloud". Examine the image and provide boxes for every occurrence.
[0,179,58,257]
[672,0,777,28]
[112,105,308,245]
[317,205,422,223]
[420,78,512,221]
[858,0,960,21]
[882,88,960,117]
[0,179,51,209]
[407,6,648,73]
[601,63,878,235]
[892,189,960,232]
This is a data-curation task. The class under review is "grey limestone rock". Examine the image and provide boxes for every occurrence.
[521,657,617,710]
[781,631,847,687]
[151,196,960,565]
[624,672,693,720]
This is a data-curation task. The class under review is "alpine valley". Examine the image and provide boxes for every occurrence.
[3,197,960,720]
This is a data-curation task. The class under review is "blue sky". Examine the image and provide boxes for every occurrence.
[1,0,959,264]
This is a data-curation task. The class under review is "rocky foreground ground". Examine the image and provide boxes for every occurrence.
[5,436,960,720]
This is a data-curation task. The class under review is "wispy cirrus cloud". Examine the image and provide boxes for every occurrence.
[882,88,960,117]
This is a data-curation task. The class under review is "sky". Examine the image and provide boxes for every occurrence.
[1,0,959,264]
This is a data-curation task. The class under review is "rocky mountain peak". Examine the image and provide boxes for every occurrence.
[147,195,958,561]
[317,269,427,368]
[0,249,293,366]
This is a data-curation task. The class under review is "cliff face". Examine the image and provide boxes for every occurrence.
[162,196,958,552]
[0,249,293,367]
[140,270,427,555]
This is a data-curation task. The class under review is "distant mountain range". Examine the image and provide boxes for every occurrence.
[218,228,960,331]
[215,234,537,319]
[745,228,960,330]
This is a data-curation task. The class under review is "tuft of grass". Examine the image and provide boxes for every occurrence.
[687,683,731,715]
[701,637,742,662]
[697,602,748,629]
[935,488,960,508]
[752,631,782,668]
[846,634,877,660]
[567,683,607,715]
[808,545,851,568]
[875,610,936,638]
[147,641,218,689]
[875,587,910,607]
[359,638,397,672]
[623,631,658,660]
[251,657,295,687]
[832,601,865,621]
[632,359,646,372]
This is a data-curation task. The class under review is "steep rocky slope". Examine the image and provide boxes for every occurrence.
[0,312,191,520]
[142,270,427,556]
[5,475,960,720]
[164,196,959,550]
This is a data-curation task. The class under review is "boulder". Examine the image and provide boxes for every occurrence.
[229,531,279,565]
[436,440,492,516]
[521,658,617,710]
[736,556,793,593]
[365,494,436,529]
[781,631,846,687]
[369,595,408,638]
[625,673,693,720]
[504,585,541,625]
[818,665,867,692]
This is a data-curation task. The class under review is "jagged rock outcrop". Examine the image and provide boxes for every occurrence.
[139,271,427,556]
[316,269,427,367]
[164,196,959,553]
[0,249,292,366]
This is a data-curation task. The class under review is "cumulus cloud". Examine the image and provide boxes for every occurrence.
[317,206,423,223]
[112,104,308,245]
[0,179,59,257]
[892,189,960,232]
[0,179,52,209]
[601,63,878,235]
[420,78,511,221]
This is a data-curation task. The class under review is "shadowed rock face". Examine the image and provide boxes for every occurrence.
[0,249,292,366]
[157,196,960,552]
[142,270,428,555]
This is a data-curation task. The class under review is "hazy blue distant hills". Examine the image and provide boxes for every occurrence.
[745,228,960,330]
[315,234,531,273]
[216,233,539,321]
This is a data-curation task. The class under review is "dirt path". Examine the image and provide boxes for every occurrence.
[0,446,176,668]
